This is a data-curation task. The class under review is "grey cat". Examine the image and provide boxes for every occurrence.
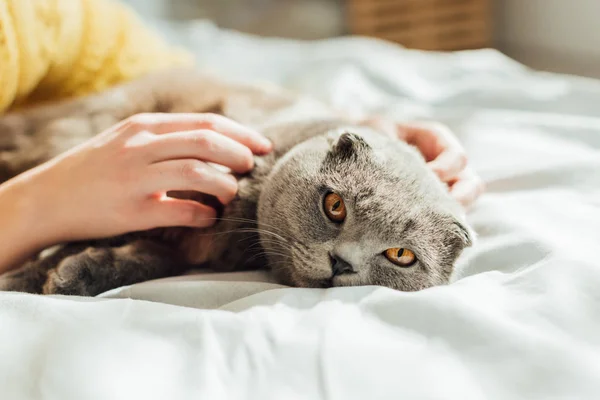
[0,69,473,296]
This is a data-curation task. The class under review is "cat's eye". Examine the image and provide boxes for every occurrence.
[384,248,417,267]
[323,193,346,222]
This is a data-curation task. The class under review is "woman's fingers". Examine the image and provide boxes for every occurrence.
[427,149,468,182]
[449,168,485,209]
[148,129,254,173]
[150,197,217,228]
[118,113,272,155]
[396,123,443,161]
[146,159,239,204]
[397,122,467,182]
[395,120,484,207]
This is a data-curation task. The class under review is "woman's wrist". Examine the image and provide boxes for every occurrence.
[0,169,63,274]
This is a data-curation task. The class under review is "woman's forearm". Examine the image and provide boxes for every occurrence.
[0,173,56,274]
[0,112,273,276]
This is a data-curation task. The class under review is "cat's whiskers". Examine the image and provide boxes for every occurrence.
[245,239,282,251]
[185,228,255,238]
[236,228,289,244]
[266,260,293,274]
[205,217,308,253]
[290,243,312,259]
[237,233,289,246]
[247,250,291,265]
[193,224,289,244]
[237,235,291,263]
[206,216,289,237]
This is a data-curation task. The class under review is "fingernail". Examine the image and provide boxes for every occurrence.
[218,191,237,205]
[225,174,239,189]
[218,175,238,204]
[258,136,273,151]
[428,164,446,179]
[451,183,472,204]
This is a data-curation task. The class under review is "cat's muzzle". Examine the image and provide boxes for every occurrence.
[329,252,356,277]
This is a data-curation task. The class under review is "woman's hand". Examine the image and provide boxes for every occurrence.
[362,118,484,208]
[397,121,484,208]
[34,112,272,239]
[0,113,271,273]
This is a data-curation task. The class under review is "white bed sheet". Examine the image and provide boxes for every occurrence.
[1,22,600,399]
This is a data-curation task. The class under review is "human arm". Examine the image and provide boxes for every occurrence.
[0,112,272,275]
[360,118,484,208]
[397,121,484,208]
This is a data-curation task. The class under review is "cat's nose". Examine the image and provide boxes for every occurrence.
[329,252,355,276]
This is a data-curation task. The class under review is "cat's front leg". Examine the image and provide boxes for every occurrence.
[44,240,183,296]
[0,244,89,294]
[0,257,52,294]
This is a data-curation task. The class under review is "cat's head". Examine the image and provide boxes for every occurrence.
[257,126,473,291]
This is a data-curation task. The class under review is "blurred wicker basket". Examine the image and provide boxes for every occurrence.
[347,0,491,51]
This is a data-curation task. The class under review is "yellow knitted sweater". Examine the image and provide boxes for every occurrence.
[0,0,193,112]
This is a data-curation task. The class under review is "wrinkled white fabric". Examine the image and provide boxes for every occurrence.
[1,22,599,400]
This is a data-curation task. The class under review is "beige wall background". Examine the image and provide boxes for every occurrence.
[123,0,600,78]
[494,0,600,78]
[122,0,345,39]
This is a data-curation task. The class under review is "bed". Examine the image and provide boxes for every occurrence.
[1,21,600,399]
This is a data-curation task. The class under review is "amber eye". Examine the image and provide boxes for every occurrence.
[384,248,417,267]
[323,193,347,222]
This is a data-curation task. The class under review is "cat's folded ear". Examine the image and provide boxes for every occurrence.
[327,130,371,161]
[450,219,476,248]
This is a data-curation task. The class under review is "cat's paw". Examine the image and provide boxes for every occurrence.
[0,266,46,294]
[43,248,112,296]
[0,275,27,292]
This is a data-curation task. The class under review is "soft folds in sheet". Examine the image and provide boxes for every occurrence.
[1,23,600,400]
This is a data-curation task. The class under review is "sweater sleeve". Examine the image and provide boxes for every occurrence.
[0,0,193,113]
